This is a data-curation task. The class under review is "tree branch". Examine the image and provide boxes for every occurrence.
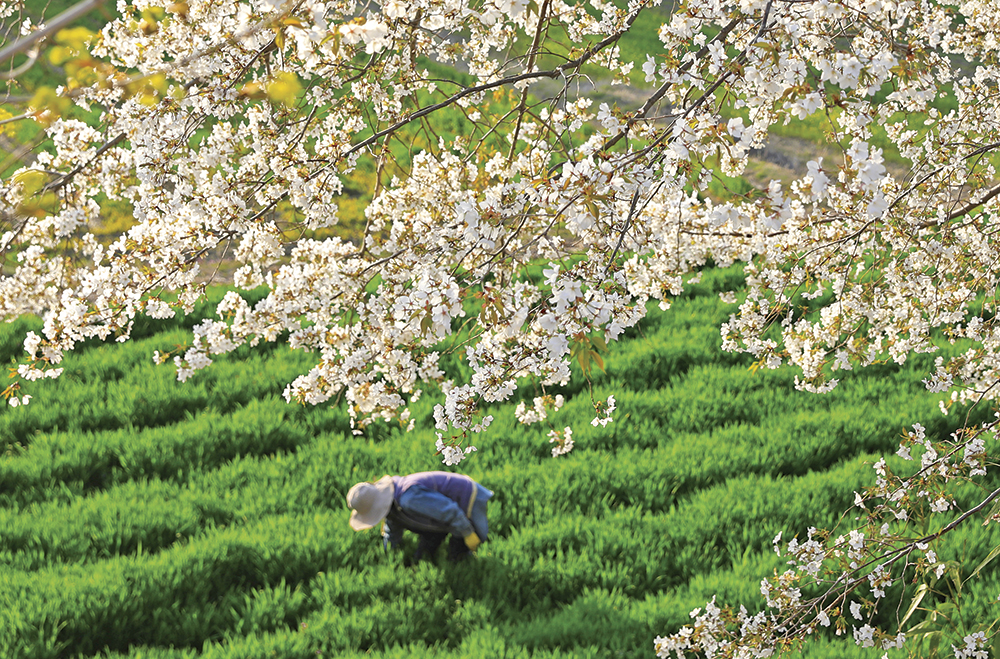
[944,181,1000,223]
[0,0,106,66]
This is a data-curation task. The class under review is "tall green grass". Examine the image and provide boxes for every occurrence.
[0,268,997,659]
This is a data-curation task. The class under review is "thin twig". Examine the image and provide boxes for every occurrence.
[42,132,126,194]
[507,0,551,163]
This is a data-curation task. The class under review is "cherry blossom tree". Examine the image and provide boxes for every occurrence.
[4,0,1000,655]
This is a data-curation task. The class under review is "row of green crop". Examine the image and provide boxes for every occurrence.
[3,372,983,571]
[8,513,989,659]
[2,464,996,658]
[7,484,1000,659]
[543,369,962,447]
[1,367,987,571]
[1,422,868,574]
[0,395,349,509]
[2,331,973,513]
[1,437,957,655]
[2,266,998,658]
[3,351,965,488]
[0,331,321,442]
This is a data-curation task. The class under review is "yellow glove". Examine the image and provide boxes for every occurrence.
[463,532,481,552]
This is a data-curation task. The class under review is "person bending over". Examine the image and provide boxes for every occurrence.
[347,471,492,562]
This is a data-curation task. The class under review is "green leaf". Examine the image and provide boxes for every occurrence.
[928,631,941,657]
[28,87,72,124]
[934,602,957,622]
[13,170,47,196]
[586,201,600,221]
[591,334,607,352]
[948,563,962,596]
[266,71,302,107]
[969,544,1000,581]
[592,350,605,372]
[48,45,75,66]
[55,26,95,49]
[909,618,941,636]
[901,583,929,627]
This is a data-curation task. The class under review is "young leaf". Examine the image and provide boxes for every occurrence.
[900,583,929,627]
[968,544,1000,581]
[266,71,302,107]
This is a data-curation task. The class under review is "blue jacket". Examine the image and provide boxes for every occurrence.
[382,472,492,548]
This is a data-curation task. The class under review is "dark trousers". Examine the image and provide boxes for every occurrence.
[413,532,470,563]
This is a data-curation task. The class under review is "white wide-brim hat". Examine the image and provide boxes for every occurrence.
[347,476,395,531]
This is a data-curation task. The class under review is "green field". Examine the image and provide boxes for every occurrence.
[1,267,999,659]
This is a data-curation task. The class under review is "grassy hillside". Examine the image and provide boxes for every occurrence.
[1,267,999,659]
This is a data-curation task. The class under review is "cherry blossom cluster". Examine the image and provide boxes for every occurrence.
[591,394,616,428]
[515,394,565,425]
[655,418,1000,657]
[435,434,477,466]
[547,426,574,457]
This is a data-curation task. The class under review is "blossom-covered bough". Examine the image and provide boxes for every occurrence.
[3,0,1000,654]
